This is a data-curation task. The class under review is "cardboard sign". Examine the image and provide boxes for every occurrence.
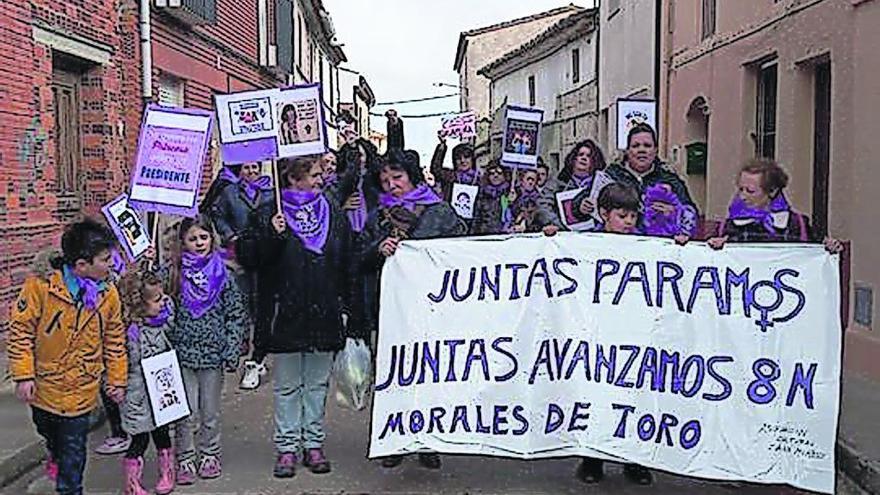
[275,84,328,158]
[129,105,213,217]
[371,234,842,494]
[617,98,657,150]
[502,106,543,168]
[215,88,281,164]
[440,112,477,140]
[451,183,479,219]
[101,193,151,262]
[142,350,191,428]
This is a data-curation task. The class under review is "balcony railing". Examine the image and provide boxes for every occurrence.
[155,0,217,25]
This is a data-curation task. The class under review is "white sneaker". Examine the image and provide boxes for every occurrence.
[239,360,267,390]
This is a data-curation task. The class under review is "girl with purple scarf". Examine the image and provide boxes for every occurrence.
[708,159,843,253]
[165,216,248,485]
[538,139,608,236]
[242,155,355,479]
[362,149,466,471]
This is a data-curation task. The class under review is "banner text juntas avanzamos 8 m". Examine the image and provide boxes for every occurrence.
[369,233,841,494]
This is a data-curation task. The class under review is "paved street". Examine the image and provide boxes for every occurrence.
[3,373,832,495]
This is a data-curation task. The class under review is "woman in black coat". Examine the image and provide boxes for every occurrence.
[243,155,356,478]
[361,149,466,471]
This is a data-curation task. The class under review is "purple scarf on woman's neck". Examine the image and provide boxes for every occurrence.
[379,184,441,212]
[483,180,510,199]
[456,167,479,185]
[221,166,273,201]
[643,184,684,237]
[180,251,228,318]
[571,172,594,189]
[728,193,791,234]
[281,189,331,254]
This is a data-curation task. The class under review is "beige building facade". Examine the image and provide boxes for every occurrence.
[453,5,581,123]
[661,0,880,377]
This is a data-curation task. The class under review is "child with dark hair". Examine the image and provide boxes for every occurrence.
[596,183,640,234]
[117,269,176,495]
[165,215,247,485]
[7,218,128,495]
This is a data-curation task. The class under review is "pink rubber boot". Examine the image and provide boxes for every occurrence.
[122,457,149,495]
[155,448,176,495]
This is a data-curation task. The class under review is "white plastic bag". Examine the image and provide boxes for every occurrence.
[333,338,372,411]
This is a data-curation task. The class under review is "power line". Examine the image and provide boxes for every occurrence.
[374,93,460,106]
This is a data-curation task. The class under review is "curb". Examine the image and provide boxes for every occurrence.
[0,409,107,490]
[837,437,880,495]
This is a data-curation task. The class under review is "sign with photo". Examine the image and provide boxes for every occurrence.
[275,83,328,158]
[141,350,190,427]
[555,187,591,231]
[440,112,477,141]
[616,98,657,150]
[101,193,151,262]
[129,105,213,217]
[502,106,543,168]
[451,183,479,219]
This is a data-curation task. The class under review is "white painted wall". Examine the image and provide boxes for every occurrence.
[490,35,595,118]
[598,0,656,152]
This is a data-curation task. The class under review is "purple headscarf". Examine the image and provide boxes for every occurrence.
[643,184,684,237]
[221,166,273,202]
[728,193,791,234]
[281,189,331,255]
[180,251,228,318]
[379,183,442,212]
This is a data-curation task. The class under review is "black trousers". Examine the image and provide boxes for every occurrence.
[125,426,172,459]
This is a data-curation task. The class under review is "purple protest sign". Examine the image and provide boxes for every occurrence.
[220,137,278,164]
[129,105,213,217]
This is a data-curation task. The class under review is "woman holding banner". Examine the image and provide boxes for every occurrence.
[707,158,843,252]
[606,124,699,240]
[537,139,609,235]
[361,149,466,470]
[241,155,356,478]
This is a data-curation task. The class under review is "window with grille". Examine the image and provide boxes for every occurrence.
[755,62,778,159]
[701,0,717,40]
[572,48,580,84]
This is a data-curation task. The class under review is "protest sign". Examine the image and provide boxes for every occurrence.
[101,193,151,262]
[440,112,477,141]
[142,350,190,427]
[451,183,479,219]
[129,105,213,217]
[502,106,543,168]
[275,84,328,158]
[371,234,841,494]
[216,88,281,163]
[617,98,657,150]
[555,188,590,231]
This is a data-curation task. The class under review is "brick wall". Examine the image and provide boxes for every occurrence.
[0,0,141,340]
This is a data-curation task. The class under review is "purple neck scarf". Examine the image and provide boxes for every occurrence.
[379,184,442,212]
[282,189,331,254]
[483,181,510,199]
[728,193,791,234]
[643,184,684,237]
[128,300,172,341]
[180,251,228,318]
[456,167,479,185]
[571,172,594,189]
[111,248,126,278]
[323,172,339,188]
[221,166,273,201]
[62,265,105,310]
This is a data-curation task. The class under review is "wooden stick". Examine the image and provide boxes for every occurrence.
[149,212,160,272]
[273,159,282,214]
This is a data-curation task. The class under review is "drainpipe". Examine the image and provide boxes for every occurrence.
[140,0,153,107]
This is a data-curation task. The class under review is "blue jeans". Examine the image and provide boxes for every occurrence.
[32,407,91,495]
[272,352,334,454]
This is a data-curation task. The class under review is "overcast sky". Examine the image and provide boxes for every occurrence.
[322,0,595,163]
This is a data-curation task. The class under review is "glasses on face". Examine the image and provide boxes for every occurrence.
[488,169,504,176]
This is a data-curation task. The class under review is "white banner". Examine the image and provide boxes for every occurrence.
[370,234,841,494]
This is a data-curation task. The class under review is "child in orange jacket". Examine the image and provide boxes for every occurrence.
[7,219,128,495]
